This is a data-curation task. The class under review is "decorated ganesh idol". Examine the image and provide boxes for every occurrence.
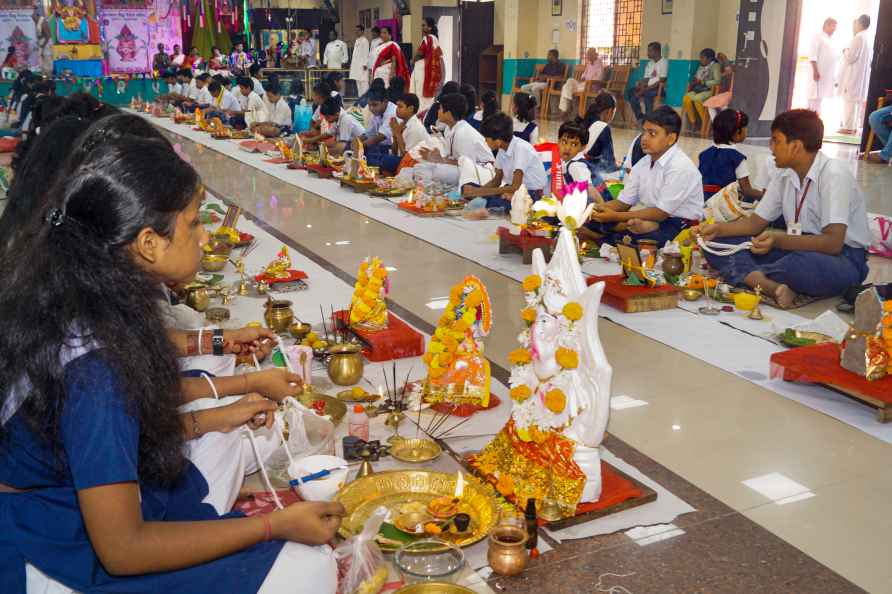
[349,257,389,331]
[421,276,492,407]
[471,186,611,518]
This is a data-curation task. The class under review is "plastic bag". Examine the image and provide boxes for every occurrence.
[267,396,336,482]
[335,507,389,594]
[292,103,314,134]
[703,182,756,223]
[868,213,892,258]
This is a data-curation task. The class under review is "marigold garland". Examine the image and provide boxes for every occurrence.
[508,348,532,365]
[562,302,583,322]
[510,385,532,401]
[555,347,579,369]
[522,275,541,292]
[544,388,567,413]
[521,308,537,324]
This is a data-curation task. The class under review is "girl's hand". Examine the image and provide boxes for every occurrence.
[271,501,347,545]
[224,327,277,354]
[247,368,303,402]
[218,394,278,432]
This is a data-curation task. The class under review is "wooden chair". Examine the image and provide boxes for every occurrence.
[544,64,581,119]
[575,67,608,118]
[699,69,735,138]
[605,65,632,122]
[862,89,892,160]
[540,62,569,119]
[512,64,545,95]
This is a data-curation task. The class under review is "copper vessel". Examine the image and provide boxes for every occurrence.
[487,525,529,576]
[264,299,294,333]
[326,343,364,386]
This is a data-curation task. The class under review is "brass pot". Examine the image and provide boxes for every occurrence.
[264,299,294,333]
[487,525,529,577]
[661,252,685,277]
[185,287,210,312]
[289,321,312,340]
[327,343,364,386]
[201,253,228,272]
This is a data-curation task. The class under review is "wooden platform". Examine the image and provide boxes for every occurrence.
[340,177,377,193]
[497,226,555,264]
[770,342,892,423]
[587,274,679,313]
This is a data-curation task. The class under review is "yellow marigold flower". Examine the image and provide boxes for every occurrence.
[423,352,434,365]
[440,352,453,365]
[429,341,445,353]
[562,302,583,321]
[372,267,387,279]
[522,275,541,292]
[510,384,532,402]
[438,314,452,327]
[462,310,476,326]
[443,309,456,321]
[465,290,483,308]
[508,348,531,365]
[442,336,459,352]
[429,366,446,378]
[521,307,537,323]
[451,319,468,333]
[544,389,566,413]
[555,347,578,369]
[496,475,515,497]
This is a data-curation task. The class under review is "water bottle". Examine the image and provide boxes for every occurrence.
[347,404,369,441]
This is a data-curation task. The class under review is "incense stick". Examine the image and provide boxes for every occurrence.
[434,415,475,440]
[319,305,329,342]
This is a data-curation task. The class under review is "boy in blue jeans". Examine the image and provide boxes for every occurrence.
[697,109,871,308]
[867,104,892,164]
[462,112,548,210]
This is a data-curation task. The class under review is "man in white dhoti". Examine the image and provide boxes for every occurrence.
[807,18,837,115]
[838,14,873,134]
[349,25,371,96]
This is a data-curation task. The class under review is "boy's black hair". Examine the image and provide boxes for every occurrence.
[547,48,559,58]
[700,48,716,61]
[558,118,589,147]
[459,83,477,119]
[439,93,468,119]
[367,88,387,103]
[320,96,340,117]
[195,73,211,82]
[177,68,192,78]
[399,93,420,113]
[480,89,499,120]
[249,63,261,77]
[647,41,661,53]
[643,105,681,138]
[208,81,222,94]
[480,112,514,143]
[771,109,823,152]
[712,109,749,145]
[163,70,177,80]
[236,76,253,89]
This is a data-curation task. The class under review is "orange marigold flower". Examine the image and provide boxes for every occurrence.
[562,302,583,321]
[442,336,459,351]
[496,475,515,497]
[439,352,454,365]
[465,290,483,308]
[521,307,537,323]
[555,347,578,369]
[522,275,541,292]
[422,352,434,365]
[451,319,469,333]
[544,389,566,413]
[510,384,532,402]
[372,267,387,279]
[508,348,531,365]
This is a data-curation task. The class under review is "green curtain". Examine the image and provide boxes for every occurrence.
[191,0,232,59]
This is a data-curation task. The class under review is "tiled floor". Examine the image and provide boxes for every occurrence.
[164,125,892,593]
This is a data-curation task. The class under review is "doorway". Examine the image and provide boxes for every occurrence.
[789,0,880,145]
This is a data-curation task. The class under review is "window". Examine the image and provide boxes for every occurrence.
[580,0,642,66]
[359,8,380,29]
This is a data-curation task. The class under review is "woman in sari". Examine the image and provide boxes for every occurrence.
[411,17,443,112]
[370,26,409,89]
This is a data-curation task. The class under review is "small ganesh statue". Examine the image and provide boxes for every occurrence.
[421,275,492,407]
[262,246,293,279]
[349,257,389,331]
[471,190,612,518]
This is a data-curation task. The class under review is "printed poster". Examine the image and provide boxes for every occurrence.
[103,9,149,73]
[147,0,181,58]
[0,9,39,69]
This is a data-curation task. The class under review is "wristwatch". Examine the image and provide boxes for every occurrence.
[212,328,225,356]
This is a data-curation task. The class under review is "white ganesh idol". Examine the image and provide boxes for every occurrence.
[471,184,612,517]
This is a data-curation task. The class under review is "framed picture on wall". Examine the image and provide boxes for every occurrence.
[661,0,672,15]
[551,0,561,17]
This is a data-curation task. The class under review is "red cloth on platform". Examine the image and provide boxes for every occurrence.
[769,342,892,404]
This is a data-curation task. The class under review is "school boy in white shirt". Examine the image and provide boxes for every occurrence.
[697,109,870,308]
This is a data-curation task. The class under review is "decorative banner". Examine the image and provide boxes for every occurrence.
[101,0,151,7]
[103,9,149,73]
[148,0,181,57]
[51,0,100,45]
[0,9,39,69]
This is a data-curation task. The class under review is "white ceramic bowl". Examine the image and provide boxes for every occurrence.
[289,454,348,502]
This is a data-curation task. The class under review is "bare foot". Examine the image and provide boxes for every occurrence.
[774,284,798,309]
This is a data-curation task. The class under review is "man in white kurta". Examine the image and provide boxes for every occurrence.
[349,26,371,96]
[838,15,873,133]
[323,31,348,69]
[807,18,837,114]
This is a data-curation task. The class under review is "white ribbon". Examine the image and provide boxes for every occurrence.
[696,235,753,256]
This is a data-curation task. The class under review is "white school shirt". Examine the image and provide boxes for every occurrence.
[168,82,183,95]
[754,151,871,249]
[564,151,591,185]
[365,101,397,145]
[196,86,213,105]
[186,79,200,100]
[644,57,668,86]
[212,89,241,112]
[252,77,265,96]
[619,144,703,221]
[512,117,539,145]
[336,110,366,142]
[262,96,293,127]
[237,90,263,113]
[445,119,494,164]
[402,114,429,153]
[495,136,547,192]
[712,143,750,179]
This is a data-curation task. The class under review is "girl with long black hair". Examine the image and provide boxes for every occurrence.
[0,137,343,593]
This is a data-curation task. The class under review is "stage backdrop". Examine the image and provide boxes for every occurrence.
[148,0,182,58]
[0,9,38,69]
[102,9,149,73]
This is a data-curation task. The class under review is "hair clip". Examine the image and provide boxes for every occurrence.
[46,208,65,227]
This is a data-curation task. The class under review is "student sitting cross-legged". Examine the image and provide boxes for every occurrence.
[696,109,871,309]
[583,105,703,247]
[358,88,397,168]
[462,112,548,210]
[558,118,611,203]
[317,95,366,156]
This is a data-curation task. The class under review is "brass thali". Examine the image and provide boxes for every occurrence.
[394,584,475,594]
[335,470,498,550]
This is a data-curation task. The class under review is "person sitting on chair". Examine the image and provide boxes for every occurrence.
[624,42,667,124]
